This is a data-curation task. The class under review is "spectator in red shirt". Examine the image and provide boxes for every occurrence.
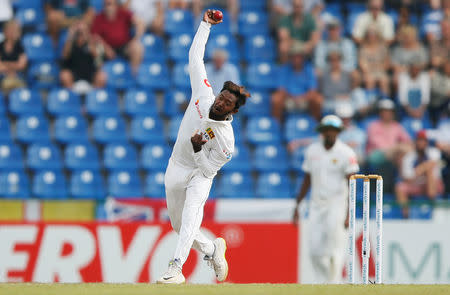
[91,0,145,72]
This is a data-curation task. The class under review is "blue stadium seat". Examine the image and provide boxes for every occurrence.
[27,61,59,89]
[256,172,292,198]
[246,116,281,145]
[103,59,135,90]
[238,11,269,36]
[163,89,189,117]
[142,34,167,62]
[172,63,190,90]
[16,115,50,144]
[23,33,55,61]
[70,169,105,199]
[167,115,183,143]
[130,115,165,145]
[86,88,120,116]
[9,88,43,116]
[246,62,279,90]
[241,89,270,117]
[358,115,377,131]
[47,88,81,116]
[240,1,266,11]
[345,3,366,13]
[108,170,143,197]
[124,89,158,116]
[92,115,127,144]
[208,11,232,35]
[0,144,24,170]
[401,117,432,139]
[141,143,171,171]
[90,0,103,12]
[145,171,166,197]
[103,143,139,171]
[379,203,403,219]
[165,9,194,35]
[54,115,89,144]
[0,117,12,143]
[206,34,240,63]
[168,33,192,62]
[346,11,362,36]
[13,0,43,9]
[0,169,30,199]
[244,34,276,62]
[16,7,45,29]
[27,142,63,171]
[216,171,255,198]
[232,116,244,144]
[0,93,5,114]
[409,203,433,219]
[290,146,307,173]
[221,144,251,172]
[33,170,68,199]
[137,62,170,90]
[65,143,101,171]
[285,114,317,142]
[253,144,289,172]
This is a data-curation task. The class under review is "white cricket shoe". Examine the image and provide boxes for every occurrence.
[156,260,185,284]
[210,237,228,282]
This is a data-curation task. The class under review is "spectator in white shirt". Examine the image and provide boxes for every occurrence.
[205,49,240,95]
[398,60,430,119]
[122,0,165,35]
[352,0,395,45]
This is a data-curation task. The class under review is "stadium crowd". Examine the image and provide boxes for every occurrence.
[0,0,449,219]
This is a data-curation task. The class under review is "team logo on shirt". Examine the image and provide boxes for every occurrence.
[204,79,211,87]
[206,127,215,139]
[332,158,338,164]
[195,99,203,118]
[223,149,232,159]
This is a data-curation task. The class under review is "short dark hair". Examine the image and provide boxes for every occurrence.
[220,81,251,110]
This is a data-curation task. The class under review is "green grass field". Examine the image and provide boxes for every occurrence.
[1,283,449,295]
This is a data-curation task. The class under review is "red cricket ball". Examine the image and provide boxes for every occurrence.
[213,10,223,21]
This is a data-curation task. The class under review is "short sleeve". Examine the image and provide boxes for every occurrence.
[401,152,416,179]
[16,42,25,55]
[352,14,366,39]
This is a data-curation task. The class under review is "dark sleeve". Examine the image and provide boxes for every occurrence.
[16,42,25,55]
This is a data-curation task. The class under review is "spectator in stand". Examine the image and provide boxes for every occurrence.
[277,0,319,64]
[45,0,94,43]
[169,0,202,19]
[205,49,240,96]
[367,99,412,192]
[0,0,13,25]
[318,50,352,114]
[352,0,395,45]
[434,116,450,192]
[396,130,444,218]
[392,25,428,84]
[122,0,165,35]
[350,74,376,118]
[430,19,450,71]
[359,25,391,97]
[0,20,27,93]
[429,59,450,121]
[336,104,367,164]
[272,42,322,121]
[91,0,145,72]
[398,60,430,119]
[60,21,106,92]
[423,0,450,43]
[272,0,292,18]
[314,19,357,75]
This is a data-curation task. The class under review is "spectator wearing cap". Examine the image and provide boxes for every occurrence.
[205,49,240,95]
[430,19,450,71]
[277,0,319,63]
[272,42,322,121]
[0,20,27,93]
[366,99,412,191]
[91,0,145,72]
[336,105,367,164]
[398,60,430,119]
[359,25,391,96]
[122,0,166,35]
[352,0,395,45]
[391,25,428,84]
[396,130,444,218]
[429,59,450,121]
[423,0,450,43]
[318,50,352,114]
[45,0,94,43]
[314,19,357,75]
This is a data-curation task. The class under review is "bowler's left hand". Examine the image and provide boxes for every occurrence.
[191,130,207,153]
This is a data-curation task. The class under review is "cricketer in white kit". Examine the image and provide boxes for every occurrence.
[157,10,250,284]
[293,115,359,283]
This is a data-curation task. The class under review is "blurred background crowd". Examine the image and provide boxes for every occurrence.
[0,0,449,219]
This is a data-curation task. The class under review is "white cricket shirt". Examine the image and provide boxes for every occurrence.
[171,21,235,179]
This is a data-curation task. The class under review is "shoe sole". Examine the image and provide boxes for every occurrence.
[217,237,228,282]
[156,278,185,284]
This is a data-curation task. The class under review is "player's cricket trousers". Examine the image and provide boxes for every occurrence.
[164,157,216,265]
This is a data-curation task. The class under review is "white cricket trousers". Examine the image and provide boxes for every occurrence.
[165,158,215,266]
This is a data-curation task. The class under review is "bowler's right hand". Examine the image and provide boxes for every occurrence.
[203,9,223,25]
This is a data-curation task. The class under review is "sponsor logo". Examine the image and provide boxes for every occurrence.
[195,99,203,119]
[206,127,215,139]
[204,79,211,87]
